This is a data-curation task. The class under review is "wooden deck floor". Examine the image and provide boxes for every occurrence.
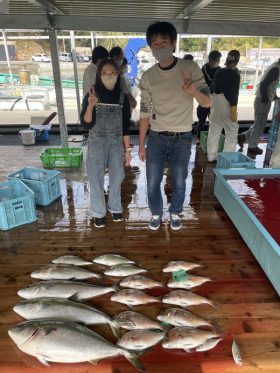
[0,141,279,373]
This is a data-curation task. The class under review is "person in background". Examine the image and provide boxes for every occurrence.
[110,46,137,108]
[207,50,240,162]
[83,46,109,97]
[80,59,131,228]
[183,54,194,61]
[196,50,222,144]
[238,58,280,155]
[139,21,210,231]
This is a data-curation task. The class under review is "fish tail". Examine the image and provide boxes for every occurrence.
[110,321,121,338]
[123,350,146,372]
[208,299,219,308]
[210,320,223,336]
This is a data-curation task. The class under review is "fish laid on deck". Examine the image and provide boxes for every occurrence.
[167,274,212,289]
[162,261,202,273]
[8,320,145,370]
[13,297,122,337]
[119,275,163,290]
[31,264,101,280]
[52,255,92,266]
[111,289,159,306]
[114,310,164,331]
[104,264,147,277]
[162,290,216,308]
[93,254,135,266]
[18,280,116,300]
[157,308,213,328]
[117,329,165,350]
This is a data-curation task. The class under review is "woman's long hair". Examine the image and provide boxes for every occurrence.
[94,59,121,101]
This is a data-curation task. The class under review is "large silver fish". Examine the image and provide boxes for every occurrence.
[111,289,159,306]
[162,261,202,273]
[117,330,165,350]
[104,264,147,277]
[13,297,122,337]
[157,308,213,328]
[52,255,92,266]
[113,311,164,331]
[93,254,135,266]
[167,275,212,289]
[162,327,219,351]
[120,275,163,290]
[8,320,145,370]
[18,280,116,300]
[162,290,215,308]
[31,264,101,280]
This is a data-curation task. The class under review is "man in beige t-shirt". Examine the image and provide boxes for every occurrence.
[139,22,210,231]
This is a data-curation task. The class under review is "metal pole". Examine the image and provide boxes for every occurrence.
[1,29,15,88]
[176,34,180,55]
[70,30,81,117]
[206,35,212,60]
[255,36,263,86]
[48,29,68,148]
[91,31,97,50]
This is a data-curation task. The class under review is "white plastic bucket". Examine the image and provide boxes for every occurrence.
[18,129,36,145]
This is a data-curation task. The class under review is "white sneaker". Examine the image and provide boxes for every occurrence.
[148,215,161,230]
[170,214,182,230]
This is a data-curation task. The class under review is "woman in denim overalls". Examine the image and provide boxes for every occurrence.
[81,59,131,228]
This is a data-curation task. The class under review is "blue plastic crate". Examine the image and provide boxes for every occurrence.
[34,128,49,141]
[216,152,255,169]
[8,167,62,206]
[0,179,37,230]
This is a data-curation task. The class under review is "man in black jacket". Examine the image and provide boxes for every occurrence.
[196,50,222,143]
[238,59,280,155]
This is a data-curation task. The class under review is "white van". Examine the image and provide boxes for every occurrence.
[59,52,72,62]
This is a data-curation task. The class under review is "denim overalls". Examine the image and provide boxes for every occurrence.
[87,92,124,218]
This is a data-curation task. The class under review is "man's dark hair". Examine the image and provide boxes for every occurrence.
[183,54,194,61]
[109,46,123,59]
[208,50,222,61]
[146,22,177,47]
[91,46,109,64]
[94,58,121,99]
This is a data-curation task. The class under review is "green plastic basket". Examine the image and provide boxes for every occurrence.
[40,148,83,168]
[200,131,225,154]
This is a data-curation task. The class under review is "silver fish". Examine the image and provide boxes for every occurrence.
[18,280,116,300]
[167,275,212,289]
[232,339,243,366]
[117,330,165,350]
[104,264,147,277]
[162,327,219,351]
[120,275,163,290]
[196,337,222,352]
[162,261,202,273]
[162,290,215,308]
[113,311,164,331]
[93,254,135,266]
[31,264,101,280]
[13,297,121,337]
[8,320,145,371]
[52,255,92,266]
[111,289,159,306]
[157,308,213,328]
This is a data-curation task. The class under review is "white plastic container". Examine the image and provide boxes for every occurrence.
[18,129,36,145]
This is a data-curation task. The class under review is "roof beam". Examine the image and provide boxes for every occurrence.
[177,0,215,19]
[25,0,64,15]
[0,15,279,37]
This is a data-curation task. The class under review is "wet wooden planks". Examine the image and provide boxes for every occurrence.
[0,144,280,372]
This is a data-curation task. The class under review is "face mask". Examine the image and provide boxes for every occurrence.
[152,47,173,63]
[101,75,118,90]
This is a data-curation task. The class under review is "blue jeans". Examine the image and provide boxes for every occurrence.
[146,130,192,216]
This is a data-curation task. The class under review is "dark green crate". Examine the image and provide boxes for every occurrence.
[200,131,225,154]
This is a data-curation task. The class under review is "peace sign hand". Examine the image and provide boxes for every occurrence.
[181,69,196,95]
[88,88,98,108]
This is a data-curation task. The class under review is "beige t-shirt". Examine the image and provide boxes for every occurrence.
[140,58,209,132]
